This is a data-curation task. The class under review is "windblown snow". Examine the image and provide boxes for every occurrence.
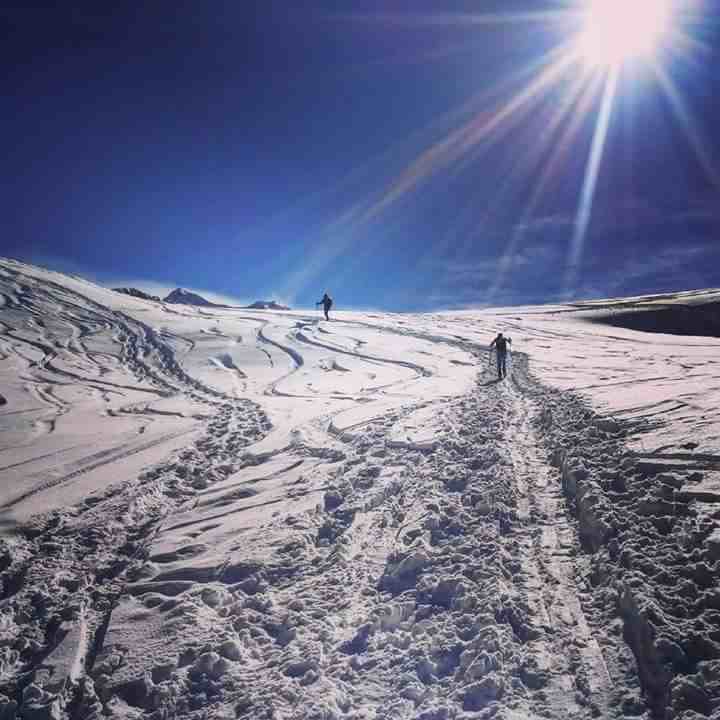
[1,258,720,720]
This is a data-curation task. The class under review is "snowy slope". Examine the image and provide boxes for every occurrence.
[1,258,719,720]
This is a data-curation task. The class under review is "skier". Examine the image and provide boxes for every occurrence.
[316,292,333,321]
[489,332,512,379]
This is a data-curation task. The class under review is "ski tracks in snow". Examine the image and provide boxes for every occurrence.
[500,374,615,718]
[0,392,270,719]
[170,359,638,720]
[59,359,648,720]
[0,265,272,717]
[0,265,662,720]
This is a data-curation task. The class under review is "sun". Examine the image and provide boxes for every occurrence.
[577,0,673,68]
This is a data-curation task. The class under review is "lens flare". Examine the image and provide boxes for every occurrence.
[280,3,707,304]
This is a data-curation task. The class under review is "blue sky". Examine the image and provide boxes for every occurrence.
[2,1,719,310]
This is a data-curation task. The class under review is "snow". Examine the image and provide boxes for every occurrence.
[1,256,720,719]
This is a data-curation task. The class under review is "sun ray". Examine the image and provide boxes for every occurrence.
[486,76,602,304]
[652,61,720,191]
[363,48,577,225]
[564,66,620,299]
[669,29,711,66]
[281,0,710,301]
[276,44,582,301]
[339,11,569,29]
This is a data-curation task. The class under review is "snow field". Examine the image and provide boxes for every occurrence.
[1,258,719,719]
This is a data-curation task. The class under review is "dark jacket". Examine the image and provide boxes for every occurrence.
[490,335,511,354]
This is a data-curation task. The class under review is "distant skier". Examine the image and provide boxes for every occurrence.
[489,332,512,379]
[316,292,333,321]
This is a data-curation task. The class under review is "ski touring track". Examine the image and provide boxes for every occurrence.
[175,355,643,720]
[5,351,645,719]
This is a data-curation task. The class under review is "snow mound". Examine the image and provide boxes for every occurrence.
[319,357,350,372]
[210,353,241,371]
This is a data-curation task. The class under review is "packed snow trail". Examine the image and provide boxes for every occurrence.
[181,361,640,720]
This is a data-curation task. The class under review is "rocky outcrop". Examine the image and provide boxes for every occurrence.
[245,300,290,310]
[113,287,161,302]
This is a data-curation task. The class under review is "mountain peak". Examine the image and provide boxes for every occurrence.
[163,288,212,306]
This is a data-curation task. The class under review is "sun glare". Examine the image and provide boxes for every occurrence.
[578,0,672,68]
[337,3,707,302]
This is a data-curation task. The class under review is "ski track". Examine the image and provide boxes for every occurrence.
[1,260,719,720]
[0,262,272,716]
[293,324,432,378]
